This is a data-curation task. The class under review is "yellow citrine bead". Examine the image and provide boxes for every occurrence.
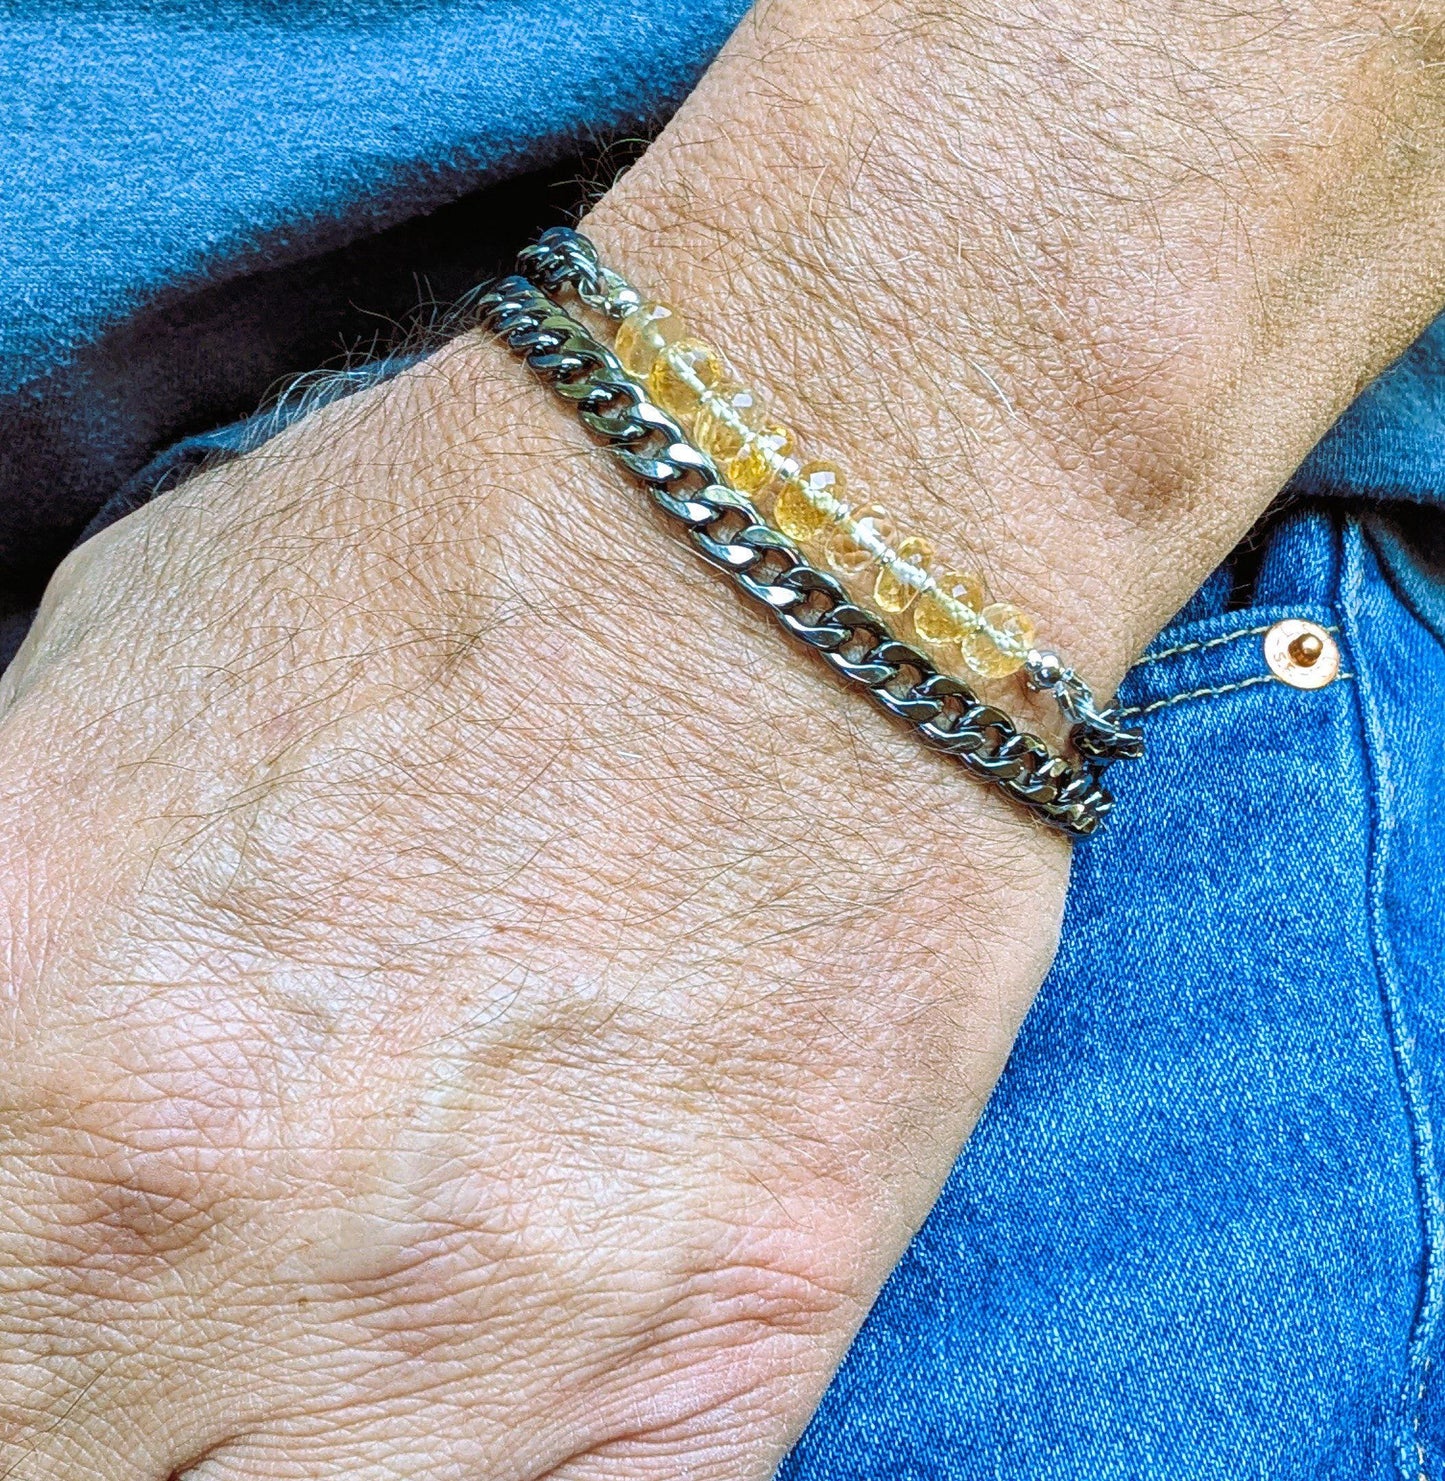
[725,424,794,493]
[911,569,985,646]
[772,461,845,541]
[615,301,682,377]
[873,535,934,614]
[648,338,727,425]
[824,504,899,580]
[961,602,1037,678]
[694,383,764,463]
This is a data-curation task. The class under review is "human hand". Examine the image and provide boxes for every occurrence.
[4,0,1444,1474]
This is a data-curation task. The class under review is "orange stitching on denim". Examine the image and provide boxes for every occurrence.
[1118,671,1355,719]
[1134,624,1274,667]
[1134,622,1342,669]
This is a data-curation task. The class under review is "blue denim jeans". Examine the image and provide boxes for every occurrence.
[782,508,1445,1478]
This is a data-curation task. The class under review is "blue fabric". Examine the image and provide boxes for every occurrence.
[0,0,749,611]
[781,510,1445,1478]
[1,4,1444,1476]
[1295,318,1445,508]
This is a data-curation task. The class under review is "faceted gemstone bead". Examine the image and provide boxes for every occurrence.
[725,424,794,493]
[615,301,681,377]
[824,504,899,580]
[873,535,934,613]
[772,460,845,541]
[961,601,1037,677]
[648,339,727,424]
[911,568,985,646]
[693,383,764,463]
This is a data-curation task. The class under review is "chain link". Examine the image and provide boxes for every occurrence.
[518,226,1145,767]
[478,274,1118,835]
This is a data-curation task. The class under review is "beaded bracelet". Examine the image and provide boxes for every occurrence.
[518,227,1144,767]
[478,272,1118,835]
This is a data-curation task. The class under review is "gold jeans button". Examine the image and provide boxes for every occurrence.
[1263,619,1340,690]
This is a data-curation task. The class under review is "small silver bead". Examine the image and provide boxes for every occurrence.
[606,286,643,318]
[1027,649,1066,688]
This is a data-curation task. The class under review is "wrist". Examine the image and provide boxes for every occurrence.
[580,0,1445,694]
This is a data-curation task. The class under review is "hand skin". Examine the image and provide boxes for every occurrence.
[3,0,1445,1476]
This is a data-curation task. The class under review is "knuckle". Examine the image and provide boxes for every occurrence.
[0,1045,274,1298]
